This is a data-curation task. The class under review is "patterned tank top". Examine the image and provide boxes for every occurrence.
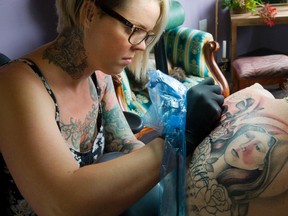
[0,58,105,215]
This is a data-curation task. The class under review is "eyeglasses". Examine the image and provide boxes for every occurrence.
[99,5,157,46]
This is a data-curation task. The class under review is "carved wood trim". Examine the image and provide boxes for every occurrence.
[204,41,230,98]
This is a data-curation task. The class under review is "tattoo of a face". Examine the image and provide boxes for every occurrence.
[60,104,98,152]
[186,96,286,216]
[43,27,88,79]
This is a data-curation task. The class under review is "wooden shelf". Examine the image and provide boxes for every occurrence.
[230,4,288,62]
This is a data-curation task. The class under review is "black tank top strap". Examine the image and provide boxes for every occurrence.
[91,72,103,131]
[17,58,102,133]
[17,58,61,129]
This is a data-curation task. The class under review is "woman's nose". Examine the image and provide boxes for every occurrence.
[132,40,147,51]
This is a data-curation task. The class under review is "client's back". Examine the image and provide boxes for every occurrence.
[186,83,288,216]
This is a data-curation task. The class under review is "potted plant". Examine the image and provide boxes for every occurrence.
[222,0,278,26]
[257,3,277,26]
[221,0,261,13]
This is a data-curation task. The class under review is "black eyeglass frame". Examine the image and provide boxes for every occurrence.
[98,5,157,46]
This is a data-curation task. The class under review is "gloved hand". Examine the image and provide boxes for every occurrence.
[186,77,224,155]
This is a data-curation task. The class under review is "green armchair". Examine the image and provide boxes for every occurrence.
[165,26,215,88]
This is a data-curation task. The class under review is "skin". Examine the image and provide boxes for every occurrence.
[0,0,164,215]
[224,130,272,170]
[186,89,288,216]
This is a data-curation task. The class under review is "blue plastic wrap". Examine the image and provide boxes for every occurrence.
[143,70,187,215]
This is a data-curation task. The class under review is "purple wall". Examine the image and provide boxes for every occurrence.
[178,0,228,60]
[0,0,57,59]
[0,0,287,61]
[178,0,288,60]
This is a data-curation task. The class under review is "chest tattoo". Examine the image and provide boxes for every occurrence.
[59,104,98,152]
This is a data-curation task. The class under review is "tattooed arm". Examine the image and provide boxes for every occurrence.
[95,71,145,153]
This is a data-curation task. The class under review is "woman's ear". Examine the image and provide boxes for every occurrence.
[79,1,97,27]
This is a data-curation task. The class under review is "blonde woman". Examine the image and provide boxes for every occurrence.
[0,0,224,215]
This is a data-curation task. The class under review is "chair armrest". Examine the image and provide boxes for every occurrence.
[123,111,144,134]
[164,27,230,97]
[204,41,230,97]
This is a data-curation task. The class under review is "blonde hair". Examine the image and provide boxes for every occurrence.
[55,0,81,33]
[55,0,169,80]
[128,0,169,81]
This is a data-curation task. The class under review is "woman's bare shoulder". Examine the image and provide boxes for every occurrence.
[0,61,54,105]
[0,60,39,85]
[0,61,58,148]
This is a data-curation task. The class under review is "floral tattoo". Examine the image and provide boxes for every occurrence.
[59,104,98,152]
[43,27,88,79]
